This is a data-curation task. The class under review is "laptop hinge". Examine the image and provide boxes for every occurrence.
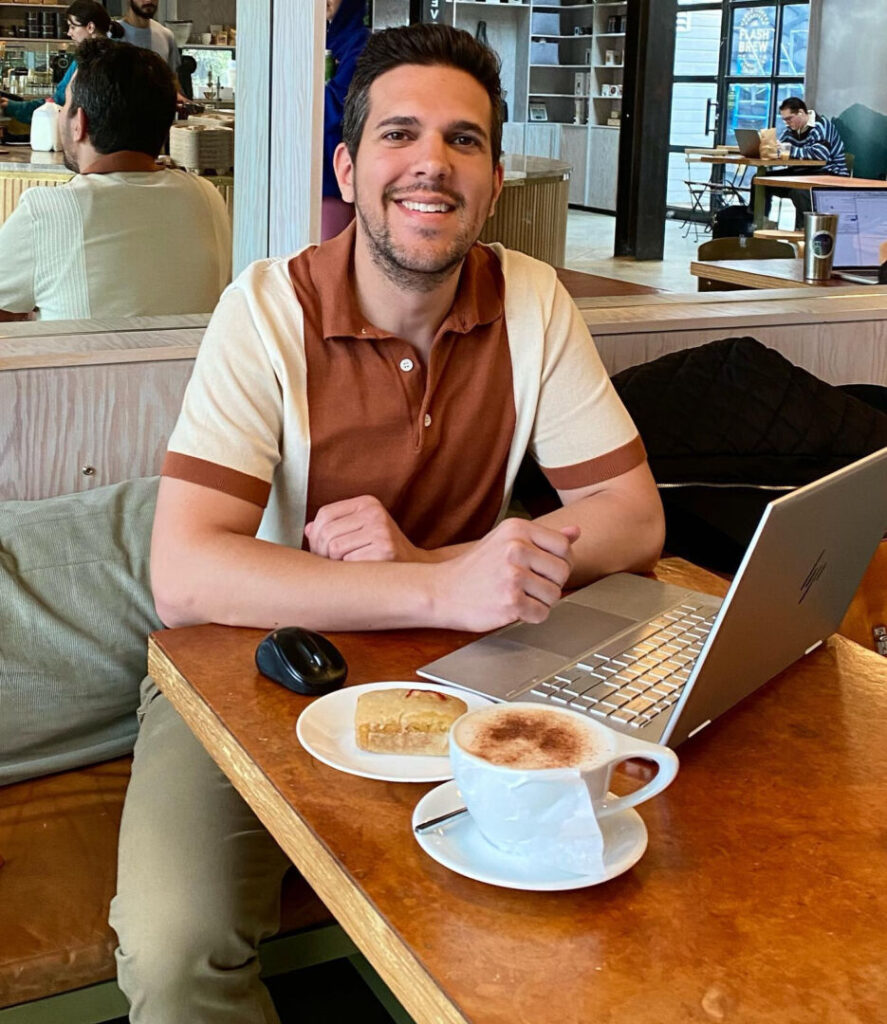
[804,639,823,656]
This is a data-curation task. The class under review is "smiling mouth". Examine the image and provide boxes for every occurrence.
[398,199,455,214]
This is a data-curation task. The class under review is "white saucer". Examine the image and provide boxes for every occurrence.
[296,682,494,783]
[412,780,648,891]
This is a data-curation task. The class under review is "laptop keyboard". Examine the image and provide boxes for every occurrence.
[528,604,716,728]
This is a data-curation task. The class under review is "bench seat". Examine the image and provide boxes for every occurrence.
[0,758,337,1013]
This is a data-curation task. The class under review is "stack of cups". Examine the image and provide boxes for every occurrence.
[803,212,839,283]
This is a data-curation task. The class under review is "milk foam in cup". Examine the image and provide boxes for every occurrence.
[449,703,679,875]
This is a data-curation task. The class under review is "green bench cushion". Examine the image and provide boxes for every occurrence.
[0,479,161,786]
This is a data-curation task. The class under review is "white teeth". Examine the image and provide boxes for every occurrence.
[401,200,450,213]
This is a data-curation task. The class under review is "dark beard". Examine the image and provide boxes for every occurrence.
[62,150,80,173]
[130,0,157,16]
[354,184,476,293]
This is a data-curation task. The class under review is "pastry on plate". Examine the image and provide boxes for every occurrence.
[355,687,468,756]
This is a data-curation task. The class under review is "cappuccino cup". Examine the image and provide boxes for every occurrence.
[449,703,678,874]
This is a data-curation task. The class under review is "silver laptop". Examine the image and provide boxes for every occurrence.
[419,449,887,748]
[811,187,887,284]
[734,128,761,159]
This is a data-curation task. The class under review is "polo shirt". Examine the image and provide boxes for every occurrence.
[163,224,646,549]
[0,152,232,320]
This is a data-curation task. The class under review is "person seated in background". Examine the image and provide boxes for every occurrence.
[764,96,849,227]
[109,22,664,1022]
[0,39,231,321]
[0,1,123,128]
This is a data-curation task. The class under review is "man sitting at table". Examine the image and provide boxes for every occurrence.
[110,23,664,1023]
[764,96,849,228]
[0,39,231,320]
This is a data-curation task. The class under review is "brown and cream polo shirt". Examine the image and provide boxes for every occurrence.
[163,224,645,549]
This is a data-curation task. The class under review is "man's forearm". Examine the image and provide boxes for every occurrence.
[153,528,446,631]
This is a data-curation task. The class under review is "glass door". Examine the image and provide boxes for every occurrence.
[667,0,809,218]
[667,1,725,212]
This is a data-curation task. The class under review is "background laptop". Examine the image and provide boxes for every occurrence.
[419,449,887,748]
[735,128,761,159]
[811,187,887,284]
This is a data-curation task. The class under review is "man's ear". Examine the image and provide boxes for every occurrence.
[333,141,355,203]
[70,106,89,144]
[487,160,505,220]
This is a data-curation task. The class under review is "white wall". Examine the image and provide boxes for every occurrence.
[807,0,887,116]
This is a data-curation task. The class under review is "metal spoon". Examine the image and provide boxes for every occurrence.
[413,806,468,834]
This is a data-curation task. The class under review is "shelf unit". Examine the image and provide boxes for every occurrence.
[444,0,625,212]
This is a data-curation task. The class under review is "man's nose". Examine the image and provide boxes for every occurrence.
[411,133,451,178]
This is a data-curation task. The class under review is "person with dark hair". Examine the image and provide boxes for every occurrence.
[0,0,123,126]
[111,23,662,1022]
[116,0,179,73]
[0,39,231,320]
[763,95,849,226]
[321,0,369,240]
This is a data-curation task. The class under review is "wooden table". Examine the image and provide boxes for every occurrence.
[751,173,887,228]
[147,558,887,1024]
[697,155,825,223]
[690,257,856,290]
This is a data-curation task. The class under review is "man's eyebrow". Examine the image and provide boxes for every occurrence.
[372,116,489,140]
[449,119,489,140]
[373,116,420,130]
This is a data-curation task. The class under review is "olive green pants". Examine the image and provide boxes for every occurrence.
[110,677,290,1024]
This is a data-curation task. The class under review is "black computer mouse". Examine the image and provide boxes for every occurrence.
[255,627,347,696]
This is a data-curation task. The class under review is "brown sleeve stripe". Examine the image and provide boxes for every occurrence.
[161,452,271,508]
[542,435,648,491]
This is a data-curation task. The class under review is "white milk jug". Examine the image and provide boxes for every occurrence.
[31,101,60,152]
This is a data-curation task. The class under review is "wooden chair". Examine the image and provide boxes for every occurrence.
[696,235,797,291]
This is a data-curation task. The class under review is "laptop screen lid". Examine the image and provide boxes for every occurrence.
[419,449,887,749]
[734,128,761,159]
[662,447,887,746]
[811,187,887,270]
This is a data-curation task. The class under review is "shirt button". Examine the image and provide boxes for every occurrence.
[399,358,414,372]
[423,413,432,427]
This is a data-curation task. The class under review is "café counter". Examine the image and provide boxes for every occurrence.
[479,154,572,266]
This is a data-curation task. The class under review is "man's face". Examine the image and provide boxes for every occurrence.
[326,0,343,20]
[59,74,80,173]
[334,64,503,288]
[780,107,808,132]
[130,0,157,18]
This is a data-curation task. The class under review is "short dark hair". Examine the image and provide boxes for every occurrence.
[779,96,808,115]
[68,38,176,157]
[66,0,118,37]
[342,23,503,166]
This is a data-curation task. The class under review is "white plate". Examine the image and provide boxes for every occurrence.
[412,780,648,891]
[296,682,494,782]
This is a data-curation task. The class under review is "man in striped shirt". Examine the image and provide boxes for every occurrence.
[778,97,849,175]
[764,96,849,227]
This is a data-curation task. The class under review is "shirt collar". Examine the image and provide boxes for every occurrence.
[309,221,504,342]
[80,151,163,175]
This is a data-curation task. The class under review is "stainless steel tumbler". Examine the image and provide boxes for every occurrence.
[803,213,839,282]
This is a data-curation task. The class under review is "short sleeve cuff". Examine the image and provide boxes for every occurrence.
[541,435,647,491]
[162,452,271,507]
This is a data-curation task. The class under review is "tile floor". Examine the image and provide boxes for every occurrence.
[563,208,705,293]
